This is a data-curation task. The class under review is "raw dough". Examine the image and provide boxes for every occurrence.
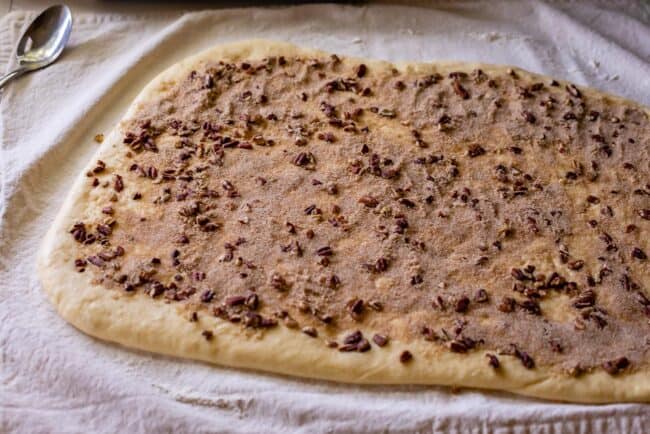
[38,40,650,403]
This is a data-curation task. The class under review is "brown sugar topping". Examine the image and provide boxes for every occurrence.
[68,53,650,375]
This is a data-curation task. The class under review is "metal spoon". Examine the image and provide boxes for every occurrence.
[0,5,72,89]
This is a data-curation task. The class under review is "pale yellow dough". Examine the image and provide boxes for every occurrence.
[37,40,650,403]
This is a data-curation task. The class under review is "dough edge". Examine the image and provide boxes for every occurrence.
[36,39,650,403]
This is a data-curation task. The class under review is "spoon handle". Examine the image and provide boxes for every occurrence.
[0,68,26,90]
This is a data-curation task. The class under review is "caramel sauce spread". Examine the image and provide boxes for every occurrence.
[71,54,650,375]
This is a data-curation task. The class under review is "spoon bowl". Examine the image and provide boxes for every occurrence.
[0,5,72,89]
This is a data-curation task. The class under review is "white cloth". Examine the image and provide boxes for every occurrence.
[1,2,649,433]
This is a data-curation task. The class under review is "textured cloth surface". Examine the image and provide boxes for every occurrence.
[1,2,649,433]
